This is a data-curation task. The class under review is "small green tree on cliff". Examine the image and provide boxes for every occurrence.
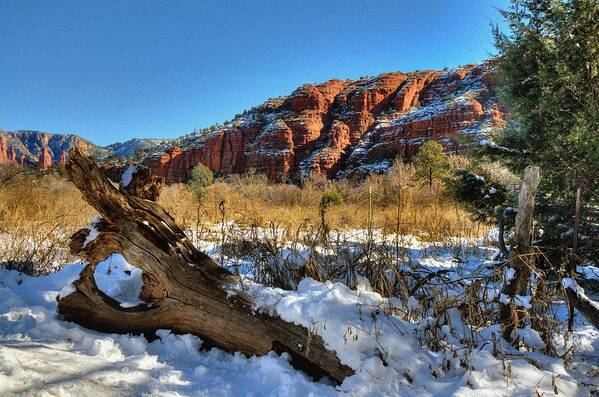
[187,162,214,202]
[413,140,449,189]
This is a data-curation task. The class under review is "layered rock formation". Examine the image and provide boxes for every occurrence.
[0,130,106,168]
[143,61,505,183]
[8,147,17,163]
[58,149,68,165]
[39,146,53,170]
[0,136,23,166]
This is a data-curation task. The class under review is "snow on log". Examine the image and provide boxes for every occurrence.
[562,278,599,329]
[57,148,353,383]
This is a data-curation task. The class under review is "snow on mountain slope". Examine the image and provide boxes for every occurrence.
[2,61,505,181]
[104,138,172,159]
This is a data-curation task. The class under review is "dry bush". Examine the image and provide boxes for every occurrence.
[156,160,496,313]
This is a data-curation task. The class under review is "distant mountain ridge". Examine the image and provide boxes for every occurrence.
[104,138,173,159]
[0,130,101,168]
[0,130,169,168]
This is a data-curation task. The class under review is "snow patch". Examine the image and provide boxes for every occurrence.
[0,229,594,397]
[577,264,599,281]
[499,293,532,309]
[121,164,137,187]
[82,215,102,248]
[94,253,145,308]
[563,278,599,311]
[504,267,516,284]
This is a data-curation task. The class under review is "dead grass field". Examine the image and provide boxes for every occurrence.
[160,164,488,241]
[0,160,490,272]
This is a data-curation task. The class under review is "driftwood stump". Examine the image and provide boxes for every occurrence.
[58,148,353,383]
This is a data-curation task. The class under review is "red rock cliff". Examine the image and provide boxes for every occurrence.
[0,131,103,168]
[144,61,505,183]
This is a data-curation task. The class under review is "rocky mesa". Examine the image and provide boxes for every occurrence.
[143,60,505,183]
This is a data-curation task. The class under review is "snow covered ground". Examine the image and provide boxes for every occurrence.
[0,235,598,396]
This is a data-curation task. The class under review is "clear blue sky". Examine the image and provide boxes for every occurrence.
[0,0,510,146]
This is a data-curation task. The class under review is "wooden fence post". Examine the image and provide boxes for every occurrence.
[499,165,541,342]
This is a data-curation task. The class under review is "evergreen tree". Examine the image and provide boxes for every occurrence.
[493,0,598,251]
[187,162,214,202]
[449,167,515,257]
[413,140,449,188]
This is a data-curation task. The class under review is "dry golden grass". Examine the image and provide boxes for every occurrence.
[160,163,488,241]
[0,165,94,272]
[1,164,572,359]
[0,160,489,272]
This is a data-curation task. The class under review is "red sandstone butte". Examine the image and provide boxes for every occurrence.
[0,137,8,164]
[138,61,505,183]
[39,146,53,170]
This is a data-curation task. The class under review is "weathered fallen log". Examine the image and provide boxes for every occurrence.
[58,148,353,383]
[563,278,599,330]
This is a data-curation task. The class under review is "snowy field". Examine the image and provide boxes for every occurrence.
[0,234,598,396]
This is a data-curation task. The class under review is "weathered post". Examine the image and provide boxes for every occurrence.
[499,165,540,342]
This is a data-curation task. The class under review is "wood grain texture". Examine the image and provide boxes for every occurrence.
[500,166,541,341]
